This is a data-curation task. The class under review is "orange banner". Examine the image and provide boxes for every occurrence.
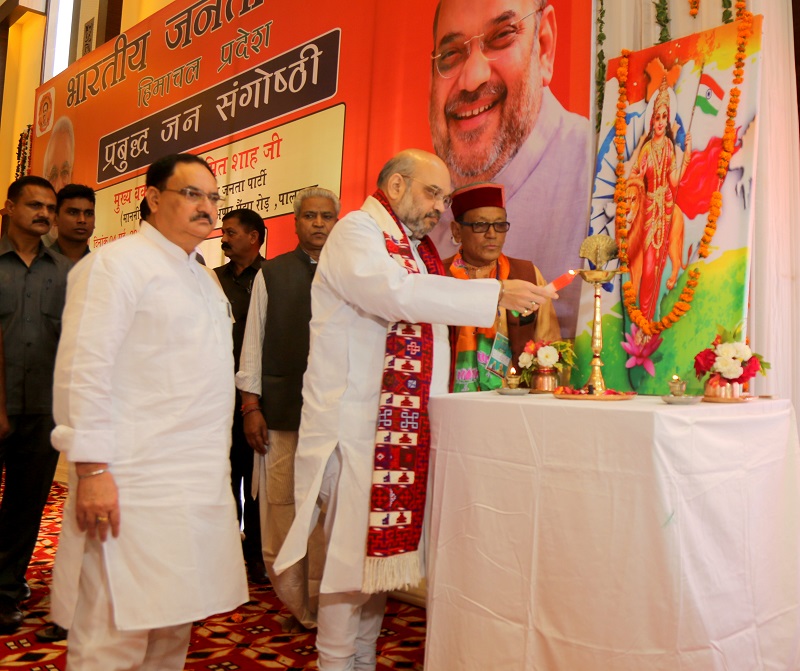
[32,0,591,266]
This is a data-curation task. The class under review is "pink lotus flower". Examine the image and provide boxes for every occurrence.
[621,324,662,376]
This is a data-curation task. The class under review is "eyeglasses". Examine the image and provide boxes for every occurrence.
[161,186,223,206]
[432,9,541,79]
[405,176,453,209]
[458,221,511,234]
[48,165,72,186]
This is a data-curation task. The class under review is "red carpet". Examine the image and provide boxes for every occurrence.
[0,482,426,670]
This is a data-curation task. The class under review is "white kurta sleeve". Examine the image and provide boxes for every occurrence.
[235,272,268,395]
[319,210,500,329]
[51,252,139,463]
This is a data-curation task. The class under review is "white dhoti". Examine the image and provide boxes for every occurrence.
[67,538,192,671]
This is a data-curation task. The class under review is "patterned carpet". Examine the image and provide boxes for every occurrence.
[0,482,427,670]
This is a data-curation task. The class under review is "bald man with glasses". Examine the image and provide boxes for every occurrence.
[444,181,559,392]
[273,150,557,670]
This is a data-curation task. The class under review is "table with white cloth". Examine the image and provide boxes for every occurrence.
[425,393,800,671]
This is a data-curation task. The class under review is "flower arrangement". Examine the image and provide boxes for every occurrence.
[518,340,576,386]
[693,327,769,386]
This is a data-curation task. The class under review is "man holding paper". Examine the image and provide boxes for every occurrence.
[444,182,560,391]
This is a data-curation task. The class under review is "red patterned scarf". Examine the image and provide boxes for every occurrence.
[363,189,443,593]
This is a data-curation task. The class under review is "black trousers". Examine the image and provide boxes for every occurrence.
[230,411,262,564]
[0,414,59,599]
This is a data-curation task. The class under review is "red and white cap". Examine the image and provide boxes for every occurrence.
[450,182,506,221]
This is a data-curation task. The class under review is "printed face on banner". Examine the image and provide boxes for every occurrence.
[429,0,552,186]
[37,91,54,135]
[426,0,592,340]
[44,117,75,193]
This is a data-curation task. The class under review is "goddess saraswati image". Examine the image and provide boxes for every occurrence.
[625,77,692,321]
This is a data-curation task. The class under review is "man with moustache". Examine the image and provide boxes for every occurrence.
[429,0,592,337]
[49,154,248,670]
[273,149,556,670]
[49,184,96,264]
[0,176,70,633]
[214,208,268,585]
[237,187,339,629]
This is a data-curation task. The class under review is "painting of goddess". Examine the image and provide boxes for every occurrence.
[626,77,692,321]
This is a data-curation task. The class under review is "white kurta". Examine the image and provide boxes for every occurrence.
[50,222,248,631]
[273,197,500,594]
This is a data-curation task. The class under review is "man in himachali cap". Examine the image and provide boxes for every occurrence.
[444,181,561,392]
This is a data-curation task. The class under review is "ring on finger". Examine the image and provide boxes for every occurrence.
[96,516,109,523]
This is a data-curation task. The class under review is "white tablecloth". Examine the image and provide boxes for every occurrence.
[425,393,800,671]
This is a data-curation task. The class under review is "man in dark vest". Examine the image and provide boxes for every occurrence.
[214,208,268,585]
[236,187,339,630]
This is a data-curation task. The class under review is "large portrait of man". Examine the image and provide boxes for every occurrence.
[428,0,593,336]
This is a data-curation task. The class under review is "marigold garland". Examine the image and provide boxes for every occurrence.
[614,3,753,337]
[689,0,699,18]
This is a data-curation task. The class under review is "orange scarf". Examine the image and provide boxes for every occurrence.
[450,253,509,392]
